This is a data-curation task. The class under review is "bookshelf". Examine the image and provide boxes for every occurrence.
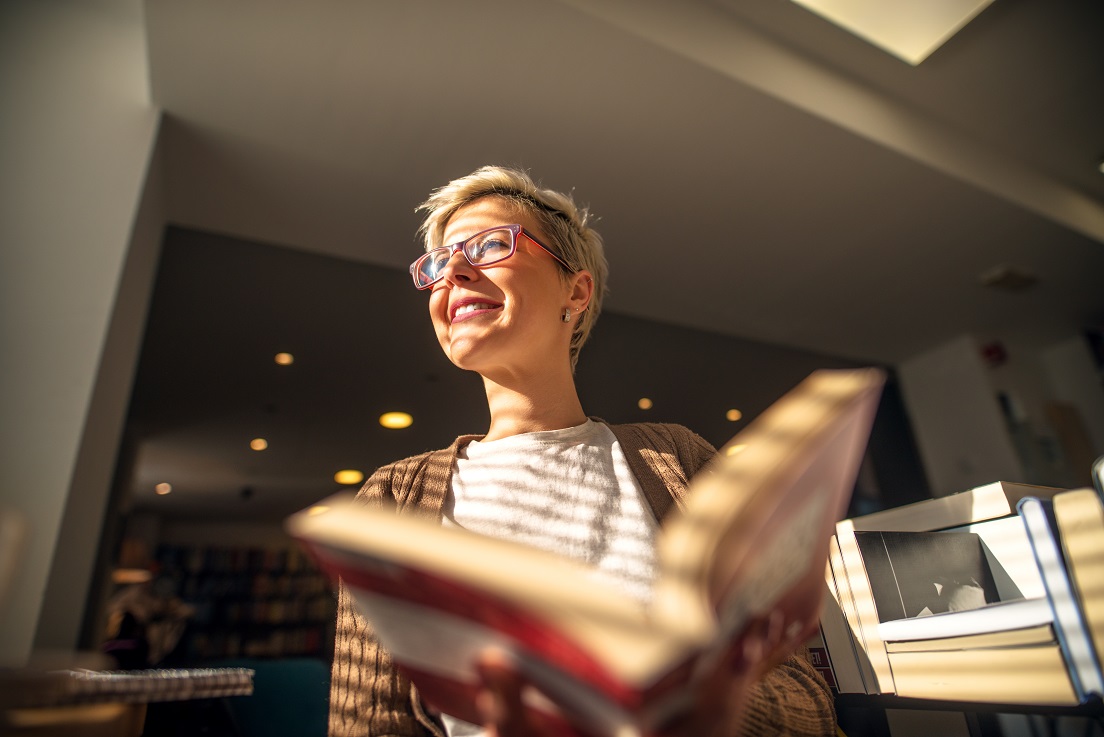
[155,543,336,664]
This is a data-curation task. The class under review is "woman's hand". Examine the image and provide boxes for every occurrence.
[473,610,813,737]
[474,651,565,737]
[655,611,809,737]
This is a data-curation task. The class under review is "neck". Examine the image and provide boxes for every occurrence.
[480,365,587,441]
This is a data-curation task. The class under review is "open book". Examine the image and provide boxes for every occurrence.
[287,368,885,737]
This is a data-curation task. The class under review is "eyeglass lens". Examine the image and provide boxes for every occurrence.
[414,227,516,288]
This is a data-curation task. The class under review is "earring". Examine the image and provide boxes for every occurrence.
[562,308,572,323]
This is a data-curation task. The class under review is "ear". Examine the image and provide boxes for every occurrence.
[566,269,594,315]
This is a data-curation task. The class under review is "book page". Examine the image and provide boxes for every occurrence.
[654,369,884,646]
[292,503,698,689]
[854,530,1001,623]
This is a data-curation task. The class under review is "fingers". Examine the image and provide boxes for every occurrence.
[476,651,565,737]
[476,651,522,736]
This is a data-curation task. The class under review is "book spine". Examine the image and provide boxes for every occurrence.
[804,625,835,691]
[834,520,894,693]
[818,540,866,693]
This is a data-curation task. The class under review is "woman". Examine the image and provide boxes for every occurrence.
[329,166,835,737]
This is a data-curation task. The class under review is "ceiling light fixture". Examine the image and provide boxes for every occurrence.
[275,352,294,365]
[155,482,172,495]
[726,409,743,422]
[379,412,413,429]
[637,398,653,410]
[250,437,269,450]
[334,469,365,485]
[790,0,995,65]
[112,568,154,585]
[979,264,1039,292]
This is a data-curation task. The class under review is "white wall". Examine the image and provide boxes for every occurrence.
[1041,336,1104,454]
[898,335,1025,497]
[0,0,159,665]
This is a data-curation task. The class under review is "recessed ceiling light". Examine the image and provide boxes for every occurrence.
[790,0,995,65]
[334,469,365,485]
[155,482,172,495]
[637,398,654,410]
[274,352,294,365]
[726,409,743,422]
[379,412,413,429]
[250,437,269,451]
[112,568,154,584]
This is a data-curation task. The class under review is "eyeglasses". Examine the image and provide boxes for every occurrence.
[409,224,573,290]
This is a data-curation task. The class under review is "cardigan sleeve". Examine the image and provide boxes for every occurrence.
[328,458,442,737]
[739,650,837,736]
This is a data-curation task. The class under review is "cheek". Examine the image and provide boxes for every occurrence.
[428,293,450,334]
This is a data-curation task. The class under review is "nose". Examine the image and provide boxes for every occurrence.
[438,248,476,286]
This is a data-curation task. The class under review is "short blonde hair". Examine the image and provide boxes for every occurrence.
[416,165,608,370]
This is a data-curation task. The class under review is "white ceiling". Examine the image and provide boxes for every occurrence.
[145,0,1104,364]
[127,0,1104,519]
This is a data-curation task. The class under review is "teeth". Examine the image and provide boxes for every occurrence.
[454,303,496,317]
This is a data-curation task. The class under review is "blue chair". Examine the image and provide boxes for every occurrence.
[215,658,329,737]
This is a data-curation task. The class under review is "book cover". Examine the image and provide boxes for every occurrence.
[287,368,885,736]
[850,481,1062,533]
[1019,495,1104,701]
[1053,489,1104,679]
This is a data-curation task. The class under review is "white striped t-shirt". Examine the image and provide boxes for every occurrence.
[439,420,659,737]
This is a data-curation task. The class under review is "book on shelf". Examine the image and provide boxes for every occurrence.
[820,489,1095,705]
[804,627,837,690]
[882,621,1056,652]
[287,368,885,737]
[848,480,1062,533]
[886,646,1076,705]
[820,536,874,694]
[1053,489,1104,677]
[1019,494,1104,701]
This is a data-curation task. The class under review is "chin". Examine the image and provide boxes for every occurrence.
[439,339,482,372]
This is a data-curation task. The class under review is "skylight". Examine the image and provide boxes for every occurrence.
[790,0,995,65]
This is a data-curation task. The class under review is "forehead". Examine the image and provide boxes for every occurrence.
[442,196,541,243]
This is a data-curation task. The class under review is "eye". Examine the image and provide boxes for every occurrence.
[423,249,451,275]
[469,235,512,263]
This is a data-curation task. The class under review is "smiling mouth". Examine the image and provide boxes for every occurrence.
[451,302,502,322]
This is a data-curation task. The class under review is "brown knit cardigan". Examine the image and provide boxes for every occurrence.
[329,422,836,737]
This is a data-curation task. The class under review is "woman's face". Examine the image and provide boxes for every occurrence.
[427,196,581,379]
